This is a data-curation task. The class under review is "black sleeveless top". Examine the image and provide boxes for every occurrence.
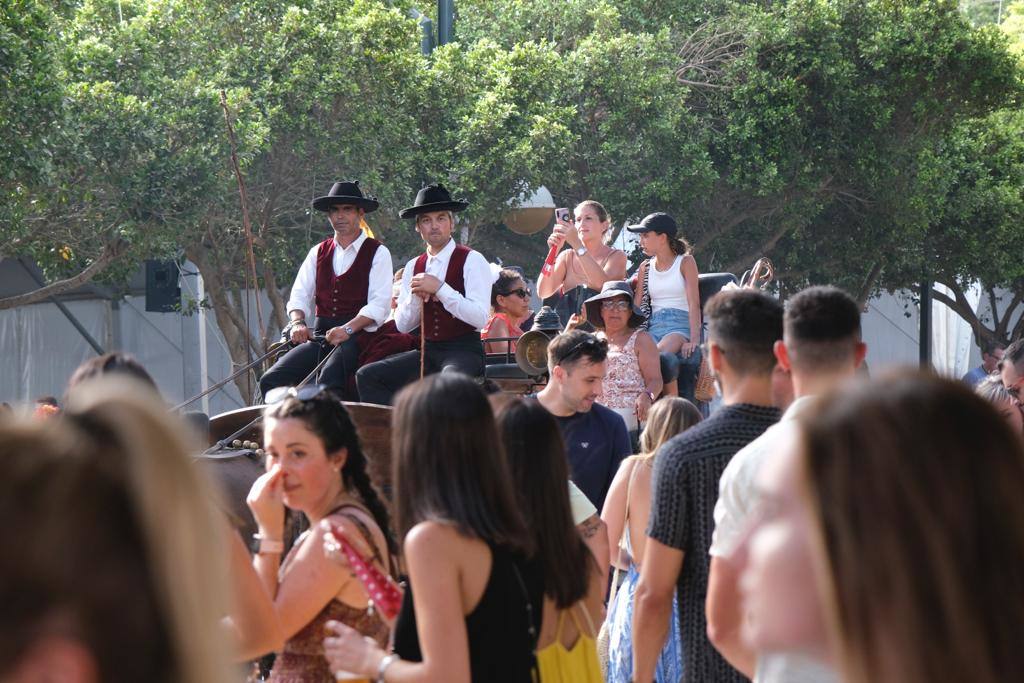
[392,542,544,682]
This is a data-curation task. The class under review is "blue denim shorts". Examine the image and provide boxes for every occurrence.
[648,308,691,344]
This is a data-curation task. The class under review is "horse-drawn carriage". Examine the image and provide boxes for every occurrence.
[198,270,752,540]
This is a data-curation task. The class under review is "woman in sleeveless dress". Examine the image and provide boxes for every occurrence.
[323,374,543,683]
[601,397,703,682]
[627,213,702,399]
[537,200,627,327]
[482,268,532,355]
[494,397,606,682]
[245,387,397,682]
[581,281,662,434]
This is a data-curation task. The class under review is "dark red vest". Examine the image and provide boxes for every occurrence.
[414,244,477,342]
[314,237,381,320]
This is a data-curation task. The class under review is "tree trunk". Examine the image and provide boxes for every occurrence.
[185,243,261,403]
[856,261,884,309]
[262,258,288,342]
[0,240,126,311]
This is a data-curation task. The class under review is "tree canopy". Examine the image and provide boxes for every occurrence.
[2,0,1023,373]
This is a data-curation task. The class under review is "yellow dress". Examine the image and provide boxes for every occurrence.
[535,606,602,683]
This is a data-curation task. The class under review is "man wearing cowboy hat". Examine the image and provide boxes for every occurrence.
[258,180,393,400]
[356,184,491,405]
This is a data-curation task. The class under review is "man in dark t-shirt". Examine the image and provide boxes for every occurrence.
[632,289,784,683]
[534,330,632,510]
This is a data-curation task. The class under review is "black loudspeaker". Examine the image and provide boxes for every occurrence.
[145,260,181,312]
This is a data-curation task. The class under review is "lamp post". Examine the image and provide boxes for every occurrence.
[920,273,932,369]
[438,0,454,45]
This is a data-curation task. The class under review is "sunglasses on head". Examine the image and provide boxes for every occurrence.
[554,336,606,366]
[263,383,331,405]
[500,287,531,299]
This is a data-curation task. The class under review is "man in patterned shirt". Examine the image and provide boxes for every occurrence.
[632,289,783,683]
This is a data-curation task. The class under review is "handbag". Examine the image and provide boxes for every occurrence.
[694,356,715,402]
[325,521,403,620]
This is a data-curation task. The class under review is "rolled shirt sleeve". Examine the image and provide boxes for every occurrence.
[358,244,394,330]
[285,244,320,321]
[394,258,422,334]
[434,249,492,331]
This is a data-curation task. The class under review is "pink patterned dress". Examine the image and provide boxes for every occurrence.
[598,329,646,416]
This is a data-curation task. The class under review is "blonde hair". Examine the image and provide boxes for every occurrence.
[799,372,1024,683]
[0,379,233,682]
[638,397,702,459]
[575,200,614,245]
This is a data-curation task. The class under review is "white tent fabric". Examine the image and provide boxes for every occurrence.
[932,282,981,379]
[0,300,108,405]
[0,294,250,414]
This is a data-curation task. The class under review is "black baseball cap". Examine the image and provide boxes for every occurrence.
[626,212,678,237]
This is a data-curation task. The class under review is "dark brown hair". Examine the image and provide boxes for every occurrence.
[66,352,158,396]
[705,289,783,375]
[265,392,397,561]
[493,397,593,608]
[546,330,609,371]
[784,286,862,372]
[390,374,530,553]
[491,267,525,309]
[800,371,1024,683]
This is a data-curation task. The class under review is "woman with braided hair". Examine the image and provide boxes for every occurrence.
[245,386,397,681]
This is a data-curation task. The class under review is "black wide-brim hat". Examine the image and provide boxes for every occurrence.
[584,281,646,329]
[312,180,379,213]
[399,183,469,219]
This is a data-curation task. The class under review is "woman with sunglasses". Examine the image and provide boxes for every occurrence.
[245,385,397,681]
[582,281,663,434]
[537,200,628,326]
[482,268,532,355]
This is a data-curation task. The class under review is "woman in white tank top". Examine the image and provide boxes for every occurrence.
[626,213,702,397]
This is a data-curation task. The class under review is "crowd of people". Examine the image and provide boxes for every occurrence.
[3,181,1024,683]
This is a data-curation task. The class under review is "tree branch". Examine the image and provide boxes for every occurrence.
[723,221,791,273]
[0,240,127,311]
[856,261,884,308]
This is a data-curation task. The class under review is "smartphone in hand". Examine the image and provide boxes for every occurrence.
[555,207,571,223]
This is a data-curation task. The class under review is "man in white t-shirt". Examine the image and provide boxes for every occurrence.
[706,286,866,682]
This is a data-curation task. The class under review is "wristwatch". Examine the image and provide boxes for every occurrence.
[343,325,355,336]
[576,246,588,256]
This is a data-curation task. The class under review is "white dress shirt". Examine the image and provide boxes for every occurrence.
[286,231,394,332]
[394,238,492,334]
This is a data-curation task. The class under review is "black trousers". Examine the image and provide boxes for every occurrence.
[356,333,485,406]
[259,316,360,401]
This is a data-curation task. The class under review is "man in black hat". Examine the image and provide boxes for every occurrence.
[258,180,393,400]
[356,184,491,405]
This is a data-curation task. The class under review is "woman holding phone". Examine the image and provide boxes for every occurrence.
[537,200,627,326]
